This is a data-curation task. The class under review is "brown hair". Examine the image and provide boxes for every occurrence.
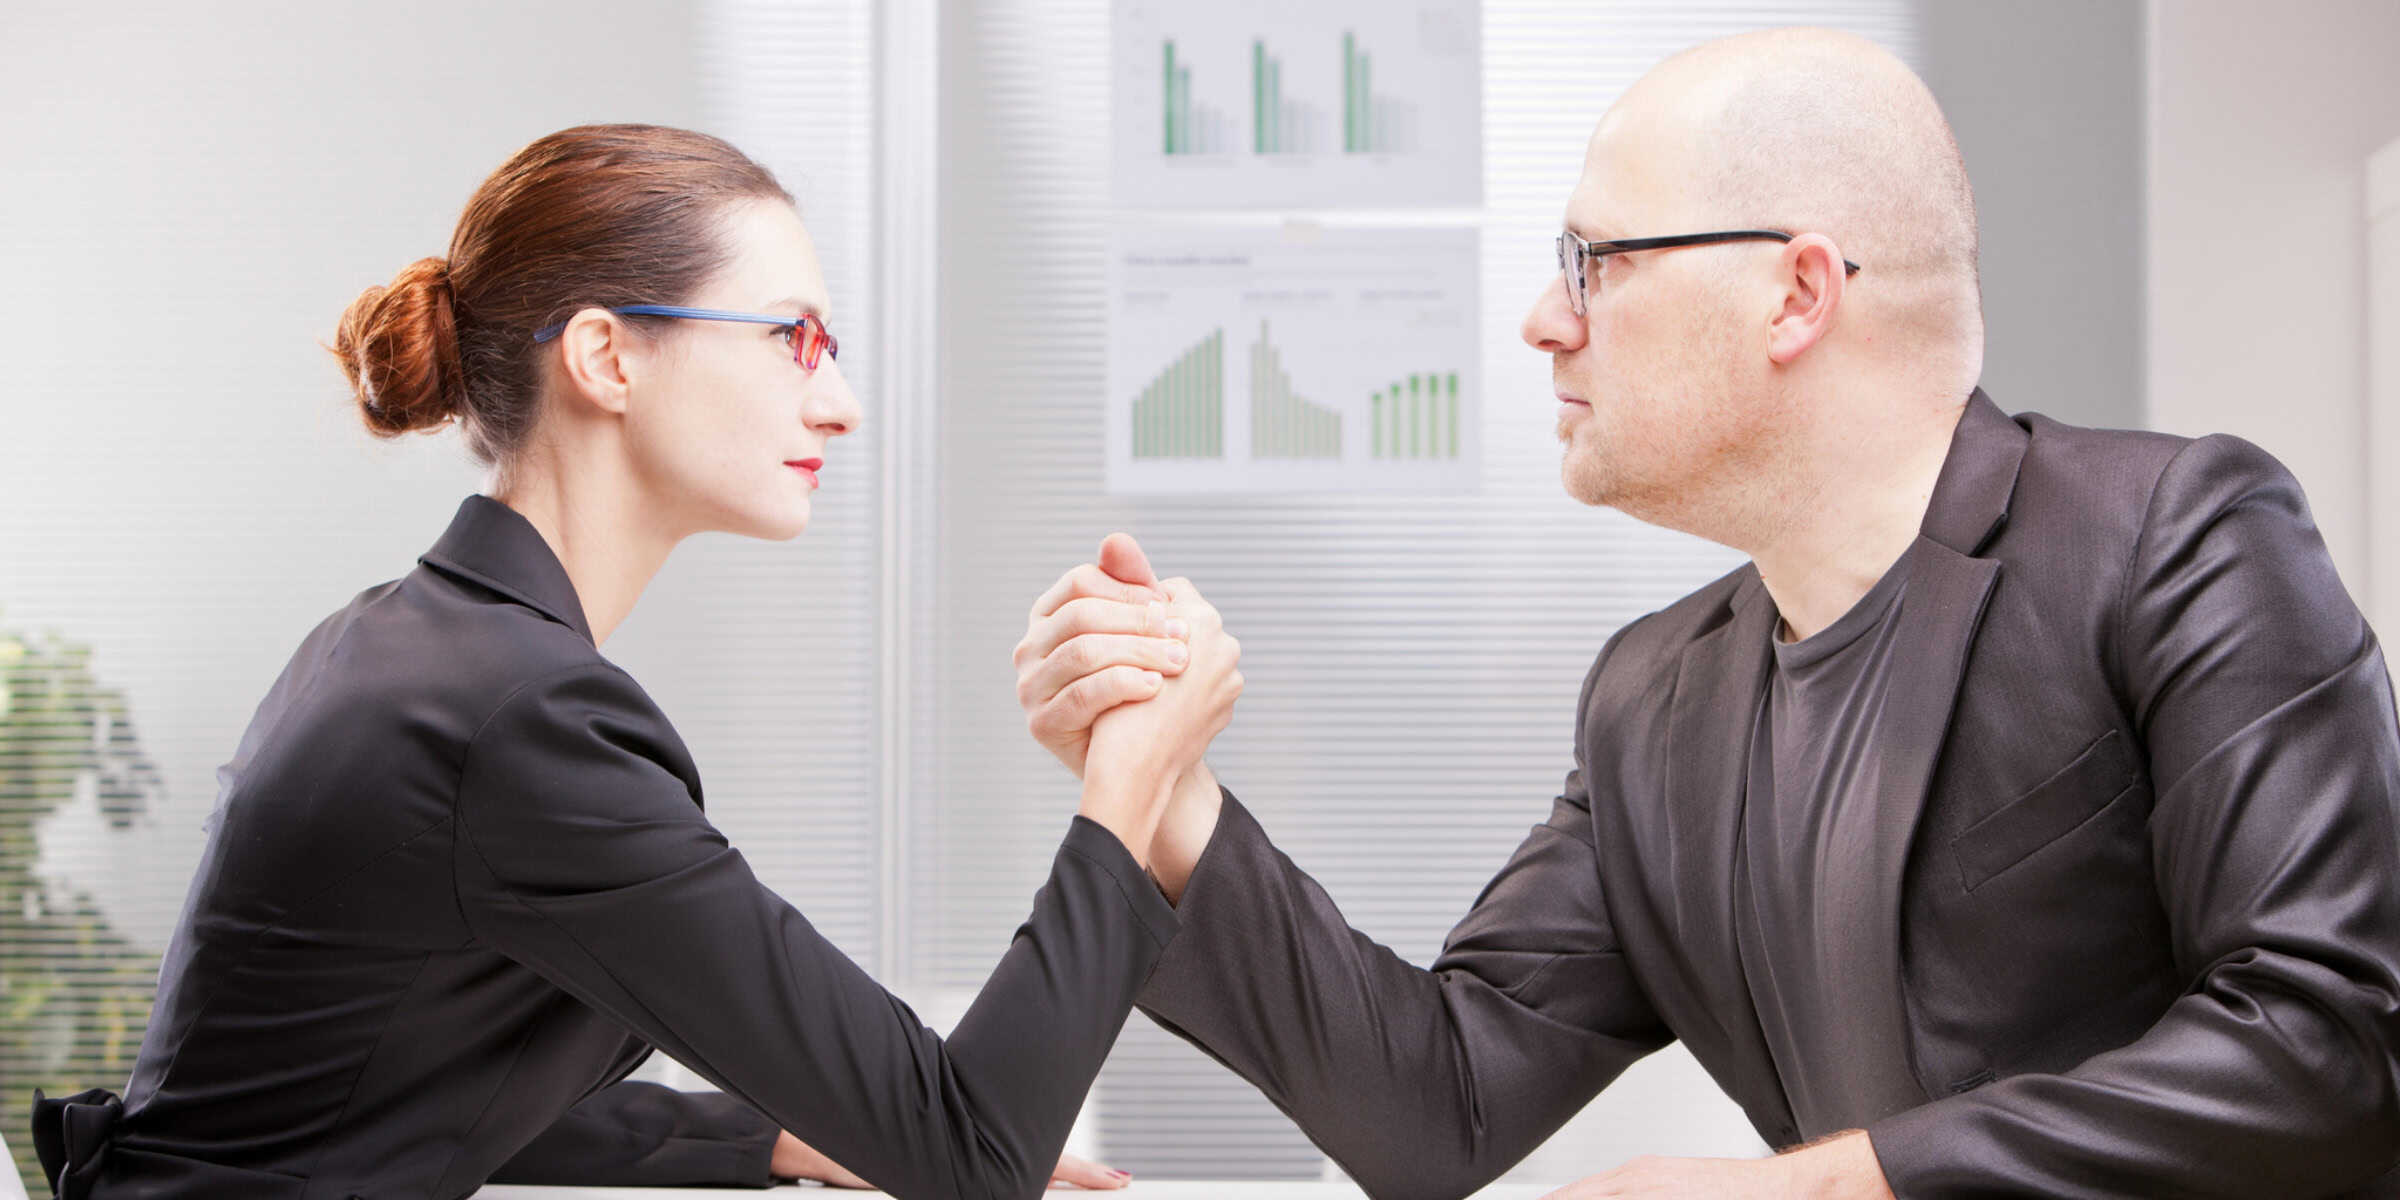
[332,124,794,465]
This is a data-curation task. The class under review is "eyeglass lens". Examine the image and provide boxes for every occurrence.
[1557,234,1588,315]
[792,315,839,370]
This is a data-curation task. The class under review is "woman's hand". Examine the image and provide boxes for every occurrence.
[773,1129,1135,1189]
[1077,572,1241,861]
[1015,538,1187,779]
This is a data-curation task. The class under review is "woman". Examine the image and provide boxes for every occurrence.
[30,125,1237,1199]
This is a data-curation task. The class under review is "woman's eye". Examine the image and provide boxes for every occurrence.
[775,325,797,344]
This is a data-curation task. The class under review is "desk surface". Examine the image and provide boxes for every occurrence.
[474,1183,1554,1198]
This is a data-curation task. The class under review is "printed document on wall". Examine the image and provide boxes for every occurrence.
[1111,0,1482,210]
[1106,222,1480,494]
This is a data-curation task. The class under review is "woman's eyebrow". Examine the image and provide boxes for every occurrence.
[763,295,827,318]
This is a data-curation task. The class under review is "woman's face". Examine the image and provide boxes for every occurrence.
[623,198,862,542]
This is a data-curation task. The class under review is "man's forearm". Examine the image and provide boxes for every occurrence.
[1779,1131,1895,1200]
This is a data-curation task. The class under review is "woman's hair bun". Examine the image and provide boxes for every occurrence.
[333,256,466,436]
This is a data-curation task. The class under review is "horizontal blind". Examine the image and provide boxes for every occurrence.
[0,2,881,1184]
[609,0,886,975]
[0,8,707,1194]
[921,0,1914,1181]
[598,0,889,1092]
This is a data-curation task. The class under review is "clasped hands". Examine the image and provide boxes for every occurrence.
[798,534,1889,1196]
[772,533,1233,1191]
[1008,535,1895,1200]
[1014,533,1240,879]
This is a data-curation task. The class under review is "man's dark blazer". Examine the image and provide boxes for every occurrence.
[1137,390,2400,1198]
[32,495,1178,1200]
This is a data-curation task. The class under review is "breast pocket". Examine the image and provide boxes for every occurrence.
[1951,728,2143,893]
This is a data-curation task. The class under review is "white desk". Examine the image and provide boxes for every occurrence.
[475,1183,1554,1199]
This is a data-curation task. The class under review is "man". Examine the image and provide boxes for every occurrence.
[1012,27,2400,1200]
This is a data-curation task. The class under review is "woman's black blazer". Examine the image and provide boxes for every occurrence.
[32,495,1179,1200]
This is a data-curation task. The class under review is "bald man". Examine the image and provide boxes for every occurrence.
[1014,28,2400,1199]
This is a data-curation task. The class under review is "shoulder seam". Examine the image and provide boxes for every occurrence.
[2112,434,2214,696]
[453,661,636,936]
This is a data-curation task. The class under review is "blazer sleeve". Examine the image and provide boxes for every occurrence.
[452,662,1180,1200]
[486,1080,780,1188]
[1869,434,2400,1197]
[1135,647,1675,1200]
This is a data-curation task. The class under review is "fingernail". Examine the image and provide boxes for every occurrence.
[1113,1170,1132,1179]
[1146,600,1165,629]
[1164,617,1190,639]
[1165,642,1188,665]
[1143,671,1163,687]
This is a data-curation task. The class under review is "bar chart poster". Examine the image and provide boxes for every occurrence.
[1110,0,1481,210]
[1107,224,1479,494]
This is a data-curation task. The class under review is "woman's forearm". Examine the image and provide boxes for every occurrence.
[1147,761,1223,904]
[1078,761,1177,868]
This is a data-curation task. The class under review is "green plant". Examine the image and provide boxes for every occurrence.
[0,615,164,1194]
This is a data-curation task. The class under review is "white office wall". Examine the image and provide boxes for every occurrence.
[2369,138,2400,659]
[2,0,695,950]
[1916,0,2144,432]
[0,5,886,1187]
[1,0,891,954]
[2146,0,2400,609]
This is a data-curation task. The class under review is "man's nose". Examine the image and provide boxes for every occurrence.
[1521,272,1587,354]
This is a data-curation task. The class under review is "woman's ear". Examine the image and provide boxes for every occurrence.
[1765,232,1847,366]
[553,308,637,417]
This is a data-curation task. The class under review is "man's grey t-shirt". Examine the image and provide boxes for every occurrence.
[1736,543,1919,1133]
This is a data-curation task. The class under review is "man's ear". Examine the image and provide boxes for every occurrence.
[1766,233,1847,366]
[553,308,637,417]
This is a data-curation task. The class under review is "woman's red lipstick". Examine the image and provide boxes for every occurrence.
[786,457,823,488]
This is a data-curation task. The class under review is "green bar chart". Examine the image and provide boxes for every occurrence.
[1112,2,1482,210]
[1369,371,1461,460]
[1131,328,1225,459]
[1341,30,1415,155]
[1107,223,1477,493]
[1343,32,1367,152]
[1250,321,1341,459]
[1160,39,1229,155]
[1252,39,1321,155]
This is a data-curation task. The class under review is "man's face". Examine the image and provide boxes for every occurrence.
[1519,111,1779,525]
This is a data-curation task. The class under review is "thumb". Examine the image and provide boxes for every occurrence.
[1097,532,1160,591]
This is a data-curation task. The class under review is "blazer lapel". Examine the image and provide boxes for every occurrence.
[1826,538,2000,1117]
[1823,388,2026,1116]
[1660,570,1793,1127]
[418,495,596,644]
[1663,571,1776,935]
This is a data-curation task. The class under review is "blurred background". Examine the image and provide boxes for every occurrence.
[4,0,2397,1191]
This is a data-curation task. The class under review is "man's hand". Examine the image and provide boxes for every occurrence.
[1538,1132,1892,1200]
[1538,1155,1789,1199]
[1015,536,1185,778]
[772,1129,1134,1190]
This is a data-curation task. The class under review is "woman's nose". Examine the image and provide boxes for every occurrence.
[807,359,862,437]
